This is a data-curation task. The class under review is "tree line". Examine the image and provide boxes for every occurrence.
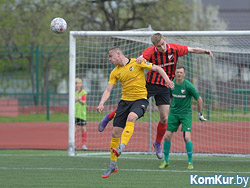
[0,0,226,47]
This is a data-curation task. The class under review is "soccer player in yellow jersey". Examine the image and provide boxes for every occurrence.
[97,47,174,178]
[98,33,213,161]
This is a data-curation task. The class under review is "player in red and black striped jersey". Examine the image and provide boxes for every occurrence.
[143,42,188,84]
[98,33,213,159]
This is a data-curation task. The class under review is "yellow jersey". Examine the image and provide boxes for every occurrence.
[108,58,153,101]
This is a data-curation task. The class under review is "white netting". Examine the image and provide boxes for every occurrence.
[69,31,250,156]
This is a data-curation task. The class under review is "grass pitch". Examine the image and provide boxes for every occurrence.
[0,150,249,188]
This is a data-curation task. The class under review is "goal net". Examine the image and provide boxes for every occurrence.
[69,30,250,156]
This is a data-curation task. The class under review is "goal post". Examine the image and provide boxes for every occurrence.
[68,33,76,156]
[69,30,250,157]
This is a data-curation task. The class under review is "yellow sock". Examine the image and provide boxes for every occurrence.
[121,121,135,146]
[110,137,120,161]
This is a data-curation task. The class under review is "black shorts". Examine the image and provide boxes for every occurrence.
[113,99,149,128]
[146,82,170,106]
[75,118,87,126]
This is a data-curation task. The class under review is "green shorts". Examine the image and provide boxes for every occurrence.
[167,113,192,132]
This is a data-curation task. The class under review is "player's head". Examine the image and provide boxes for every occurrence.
[108,46,124,65]
[151,33,167,53]
[75,78,83,91]
[175,66,186,82]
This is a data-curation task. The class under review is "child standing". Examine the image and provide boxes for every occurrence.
[75,78,88,150]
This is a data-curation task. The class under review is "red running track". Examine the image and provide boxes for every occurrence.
[0,122,249,154]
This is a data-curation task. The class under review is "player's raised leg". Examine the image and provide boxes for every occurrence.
[98,109,117,132]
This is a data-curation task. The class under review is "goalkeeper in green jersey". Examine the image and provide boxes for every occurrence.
[75,78,88,151]
[159,66,207,170]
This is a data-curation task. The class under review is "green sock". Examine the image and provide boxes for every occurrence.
[163,140,171,163]
[185,141,193,163]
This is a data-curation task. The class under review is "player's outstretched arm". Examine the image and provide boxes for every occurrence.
[151,64,174,88]
[197,97,207,121]
[97,84,114,113]
[188,47,213,58]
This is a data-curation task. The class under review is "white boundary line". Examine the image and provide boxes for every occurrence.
[0,166,249,174]
[0,153,250,162]
[75,152,250,158]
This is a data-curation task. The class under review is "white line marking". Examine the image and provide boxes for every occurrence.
[0,167,249,174]
[0,154,250,162]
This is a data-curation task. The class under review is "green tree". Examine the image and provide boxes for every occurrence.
[141,0,226,31]
[0,0,70,104]
[0,0,226,47]
[65,0,226,31]
[0,0,69,47]
[0,0,226,105]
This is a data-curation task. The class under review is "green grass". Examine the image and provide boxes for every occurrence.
[0,108,249,122]
[0,113,68,122]
[0,113,104,122]
[0,150,249,188]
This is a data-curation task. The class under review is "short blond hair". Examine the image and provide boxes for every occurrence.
[75,78,82,84]
[151,33,165,45]
[108,46,123,55]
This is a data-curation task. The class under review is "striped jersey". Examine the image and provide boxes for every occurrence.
[108,58,153,101]
[142,43,188,86]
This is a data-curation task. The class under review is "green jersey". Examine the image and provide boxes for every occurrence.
[75,89,87,120]
[170,79,199,114]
